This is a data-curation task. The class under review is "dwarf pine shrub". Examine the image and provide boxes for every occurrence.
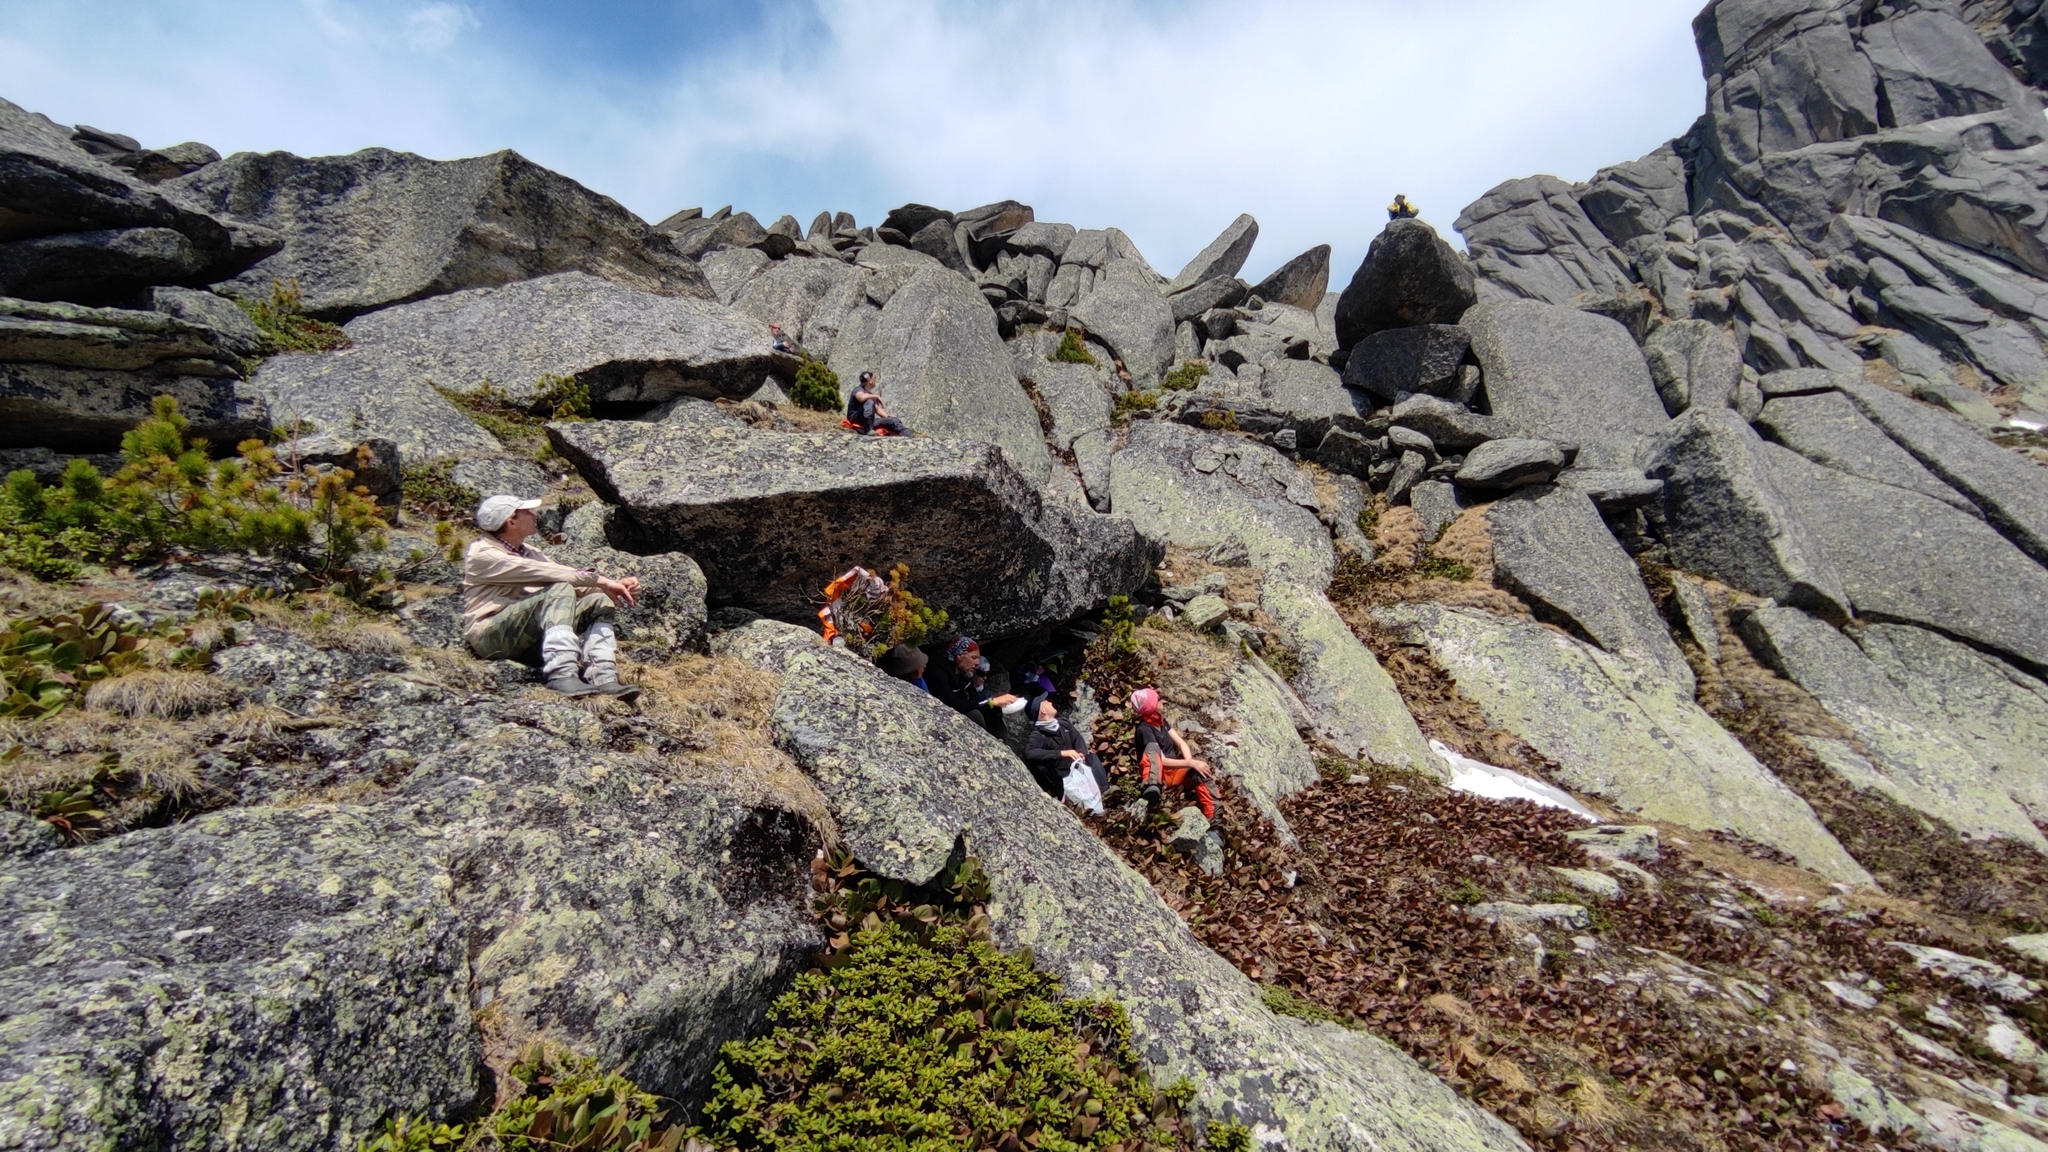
[238,279,349,355]
[789,360,841,412]
[1053,327,1099,365]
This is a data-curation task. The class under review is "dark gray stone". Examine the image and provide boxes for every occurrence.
[147,285,264,358]
[1004,221,1075,262]
[1386,394,1518,449]
[1753,390,1979,514]
[1314,426,1383,478]
[1764,443,2048,674]
[882,204,954,240]
[1489,484,1693,688]
[1410,480,1461,539]
[166,147,711,319]
[252,272,781,465]
[1387,424,1435,461]
[1248,244,1331,312]
[1333,220,1476,352]
[1644,320,1742,416]
[0,226,215,302]
[1454,438,1570,490]
[1693,1,1882,168]
[907,218,971,276]
[1757,368,1845,398]
[1167,214,1258,294]
[1341,324,1470,403]
[1464,299,1668,470]
[1387,450,1428,502]
[1455,176,1637,305]
[1169,275,1248,324]
[0,360,267,453]
[1556,469,1665,511]
[1858,10,2041,129]
[550,417,1153,640]
[1645,406,1849,618]
[554,500,710,650]
[1837,377,2048,570]
[114,141,223,186]
[956,201,1034,267]
[276,433,402,509]
[0,295,244,372]
[1579,144,1691,249]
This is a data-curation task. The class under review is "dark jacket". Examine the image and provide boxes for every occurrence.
[1024,718,1093,799]
[926,654,1006,739]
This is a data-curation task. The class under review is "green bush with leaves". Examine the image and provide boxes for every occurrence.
[1053,328,1099,366]
[789,360,841,413]
[1160,362,1208,392]
[0,603,151,719]
[0,396,388,580]
[238,279,350,355]
[359,1043,688,1152]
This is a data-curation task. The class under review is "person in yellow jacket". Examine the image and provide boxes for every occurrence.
[461,494,642,699]
[1388,194,1419,220]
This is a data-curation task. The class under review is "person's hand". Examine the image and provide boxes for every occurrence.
[1062,749,1085,761]
[598,575,639,607]
[989,693,1018,707]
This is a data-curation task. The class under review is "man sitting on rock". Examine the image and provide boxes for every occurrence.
[769,322,802,357]
[1131,687,1216,818]
[931,636,1021,738]
[1387,194,1419,220]
[462,494,642,701]
[845,371,908,436]
[1024,696,1107,802]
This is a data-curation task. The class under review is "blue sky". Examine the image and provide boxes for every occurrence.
[1,0,1709,284]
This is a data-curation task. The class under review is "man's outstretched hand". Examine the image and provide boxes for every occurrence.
[598,575,640,607]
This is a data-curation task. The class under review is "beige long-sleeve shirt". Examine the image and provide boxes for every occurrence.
[460,536,598,639]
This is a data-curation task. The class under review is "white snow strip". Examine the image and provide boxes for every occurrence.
[1433,740,1600,822]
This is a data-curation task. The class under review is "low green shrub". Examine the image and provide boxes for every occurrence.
[1160,362,1208,392]
[401,460,483,524]
[1112,391,1158,423]
[436,376,591,459]
[1197,410,1238,432]
[0,603,152,719]
[1053,328,1099,366]
[0,396,387,580]
[359,1043,687,1152]
[877,563,948,658]
[789,360,841,413]
[238,279,350,355]
[1415,553,1473,582]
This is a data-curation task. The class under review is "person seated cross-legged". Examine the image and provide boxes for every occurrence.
[461,494,642,700]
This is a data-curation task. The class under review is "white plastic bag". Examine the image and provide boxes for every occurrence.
[1063,761,1105,815]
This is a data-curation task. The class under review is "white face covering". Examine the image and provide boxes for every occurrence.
[1035,718,1061,732]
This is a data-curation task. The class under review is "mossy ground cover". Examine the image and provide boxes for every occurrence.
[237,279,350,356]
[436,375,590,463]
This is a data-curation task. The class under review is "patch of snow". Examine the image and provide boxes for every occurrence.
[1433,740,1599,821]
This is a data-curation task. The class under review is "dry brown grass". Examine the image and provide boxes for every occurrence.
[1133,616,1243,734]
[625,653,838,843]
[246,592,413,654]
[84,670,236,719]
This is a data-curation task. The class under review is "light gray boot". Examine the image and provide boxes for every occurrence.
[580,622,640,701]
[542,624,603,696]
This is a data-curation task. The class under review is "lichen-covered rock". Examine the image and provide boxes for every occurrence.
[1752,390,1980,514]
[1464,299,1668,471]
[165,146,711,318]
[550,416,1152,639]
[724,624,1528,1151]
[1373,602,1869,884]
[554,500,709,651]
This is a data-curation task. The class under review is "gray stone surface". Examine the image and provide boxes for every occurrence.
[1342,324,1470,403]
[551,417,1151,640]
[1070,257,1176,387]
[1754,390,1979,513]
[146,285,264,357]
[1455,175,1637,306]
[724,627,1523,1151]
[826,266,1052,484]
[1644,320,1742,416]
[166,146,711,318]
[1489,485,1692,689]
[1,294,245,372]
[1838,378,2048,570]
[1387,394,1518,449]
[1464,300,1667,470]
[1005,221,1075,262]
[1333,220,1477,352]
[1375,602,1868,884]
[1738,604,2046,848]
[1167,213,1258,295]
[1411,480,1461,539]
[1646,407,1849,618]
[250,272,779,464]
[553,500,710,651]
[1249,244,1332,312]
[1169,275,1249,325]
[1555,469,1664,510]
[729,256,869,361]
[1455,438,1570,490]
[0,359,268,453]
[1669,572,1721,656]
[1764,442,2048,675]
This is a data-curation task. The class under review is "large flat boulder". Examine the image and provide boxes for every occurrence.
[1070,257,1177,387]
[720,625,1527,1152]
[165,147,712,319]
[0,354,267,453]
[1333,220,1476,352]
[1646,407,1849,617]
[826,266,1052,484]
[1738,605,2047,848]
[550,416,1151,639]
[1375,602,1869,885]
[1453,175,1638,306]
[1166,213,1258,294]
[1488,484,1693,690]
[728,256,870,361]
[1249,244,1332,312]
[1464,299,1669,471]
[1764,442,2048,675]
[250,272,778,464]
[1753,390,1979,514]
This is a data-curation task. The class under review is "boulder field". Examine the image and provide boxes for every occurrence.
[9,0,2048,1148]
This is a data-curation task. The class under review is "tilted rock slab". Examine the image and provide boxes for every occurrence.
[550,416,1152,640]
[1374,602,1869,885]
[1110,420,1435,773]
[1464,299,1669,471]
[252,272,779,464]
[717,621,1529,1152]
[166,146,712,318]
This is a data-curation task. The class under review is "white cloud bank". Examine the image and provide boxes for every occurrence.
[0,0,1708,281]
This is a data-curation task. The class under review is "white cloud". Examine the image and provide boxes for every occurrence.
[0,0,1707,280]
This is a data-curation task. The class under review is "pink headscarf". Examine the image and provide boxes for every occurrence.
[1129,687,1165,726]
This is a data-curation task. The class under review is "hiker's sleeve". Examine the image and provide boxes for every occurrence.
[463,541,595,588]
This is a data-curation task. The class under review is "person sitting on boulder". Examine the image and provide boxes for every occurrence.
[1387,194,1419,220]
[845,371,908,436]
[462,494,642,700]
[1023,696,1107,801]
[1130,687,1215,818]
[769,322,803,357]
[817,565,889,648]
[932,636,1021,737]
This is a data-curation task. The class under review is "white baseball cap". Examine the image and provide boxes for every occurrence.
[475,494,542,531]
